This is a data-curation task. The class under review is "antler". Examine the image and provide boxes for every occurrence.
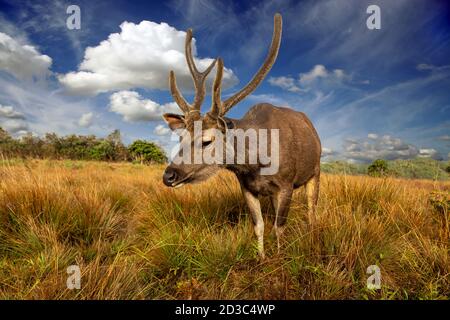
[169,29,217,114]
[210,58,224,116]
[210,13,282,117]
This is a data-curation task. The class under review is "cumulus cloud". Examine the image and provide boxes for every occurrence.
[299,64,350,84]
[342,135,419,162]
[0,75,102,138]
[78,112,94,128]
[418,148,439,159]
[268,76,301,92]
[0,32,52,80]
[0,119,29,134]
[321,147,337,157]
[269,65,351,94]
[367,133,378,140]
[154,124,171,136]
[109,90,181,122]
[0,104,25,119]
[59,20,238,96]
[0,104,28,135]
[299,65,329,83]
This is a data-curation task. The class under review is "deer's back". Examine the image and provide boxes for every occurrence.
[240,103,321,189]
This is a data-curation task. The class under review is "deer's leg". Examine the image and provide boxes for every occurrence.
[305,173,320,224]
[242,188,265,259]
[270,187,293,253]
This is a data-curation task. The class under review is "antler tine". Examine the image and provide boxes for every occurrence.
[209,57,224,116]
[185,29,199,78]
[221,13,282,116]
[185,28,217,110]
[167,29,216,115]
[169,70,190,114]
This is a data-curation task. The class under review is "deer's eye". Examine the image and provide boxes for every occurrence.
[202,140,213,148]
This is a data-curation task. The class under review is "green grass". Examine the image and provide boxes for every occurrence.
[321,158,450,180]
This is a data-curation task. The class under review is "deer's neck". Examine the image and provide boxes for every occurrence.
[222,117,261,176]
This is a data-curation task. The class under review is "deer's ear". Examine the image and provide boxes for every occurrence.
[163,113,186,131]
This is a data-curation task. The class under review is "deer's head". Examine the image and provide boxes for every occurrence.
[162,14,282,188]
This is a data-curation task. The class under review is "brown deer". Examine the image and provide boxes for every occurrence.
[162,14,321,259]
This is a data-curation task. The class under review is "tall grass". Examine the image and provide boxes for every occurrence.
[0,159,448,299]
[321,158,450,180]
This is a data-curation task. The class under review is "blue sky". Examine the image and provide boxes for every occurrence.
[0,0,449,162]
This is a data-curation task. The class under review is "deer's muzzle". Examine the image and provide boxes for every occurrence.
[163,167,179,187]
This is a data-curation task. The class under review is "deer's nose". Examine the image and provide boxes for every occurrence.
[163,168,178,186]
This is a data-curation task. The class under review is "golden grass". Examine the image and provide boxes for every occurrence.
[0,159,448,299]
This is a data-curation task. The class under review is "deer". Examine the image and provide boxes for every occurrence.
[162,13,321,259]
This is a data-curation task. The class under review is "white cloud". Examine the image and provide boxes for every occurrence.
[321,147,336,157]
[367,133,378,140]
[342,135,419,162]
[0,75,103,137]
[154,124,171,136]
[268,76,301,92]
[418,148,438,158]
[109,90,181,122]
[1,119,28,134]
[78,112,94,128]
[59,20,238,96]
[299,64,350,84]
[0,104,28,135]
[333,69,345,79]
[0,32,52,80]
[269,65,351,95]
[0,30,109,138]
[0,104,25,119]
[299,65,329,83]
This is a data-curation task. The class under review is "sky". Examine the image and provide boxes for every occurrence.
[0,0,449,163]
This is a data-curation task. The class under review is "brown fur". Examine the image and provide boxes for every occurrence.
[225,104,321,255]
[162,13,322,258]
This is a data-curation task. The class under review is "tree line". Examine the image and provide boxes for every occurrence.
[0,127,167,164]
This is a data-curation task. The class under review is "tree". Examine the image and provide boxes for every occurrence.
[90,140,115,161]
[0,126,168,164]
[106,129,129,161]
[0,127,18,157]
[368,159,389,177]
[19,133,44,158]
[0,127,11,142]
[445,165,450,174]
[128,140,167,164]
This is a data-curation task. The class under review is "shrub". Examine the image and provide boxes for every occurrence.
[90,140,115,161]
[0,127,160,163]
[128,140,167,164]
[368,159,389,177]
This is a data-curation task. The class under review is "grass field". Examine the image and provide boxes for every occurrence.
[0,159,448,299]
